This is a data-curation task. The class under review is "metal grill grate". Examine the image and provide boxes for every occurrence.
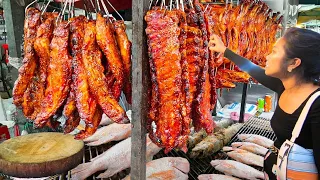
[153,116,276,180]
[64,143,130,180]
[1,116,274,180]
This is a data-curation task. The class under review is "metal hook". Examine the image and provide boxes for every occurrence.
[106,0,124,21]
[88,0,97,13]
[204,4,209,13]
[160,0,164,9]
[83,1,93,20]
[149,0,154,10]
[100,0,110,16]
[25,0,38,14]
[56,0,68,25]
[95,0,101,13]
[41,0,53,15]
[180,0,184,12]
[68,0,72,19]
[188,0,193,9]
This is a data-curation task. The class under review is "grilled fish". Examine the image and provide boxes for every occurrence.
[83,123,131,146]
[123,157,190,180]
[71,136,161,179]
[198,174,240,180]
[238,134,273,148]
[231,142,268,156]
[210,160,264,180]
[190,123,242,158]
[188,119,234,149]
[223,146,264,167]
[99,110,132,126]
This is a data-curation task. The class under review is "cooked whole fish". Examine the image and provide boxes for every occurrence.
[188,129,207,149]
[99,110,132,126]
[214,118,234,132]
[190,123,242,158]
[231,142,268,156]
[99,113,114,126]
[123,157,190,180]
[83,123,131,146]
[198,174,241,180]
[222,146,264,167]
[238,134,273,148]
[188,119,234,149]
[210,160,264,180]
[71,136,161,180]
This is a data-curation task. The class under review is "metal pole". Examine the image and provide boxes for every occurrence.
[239,83,248,123]
[131,0,149,179]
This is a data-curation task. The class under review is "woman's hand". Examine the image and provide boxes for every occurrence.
[209,34,227,53]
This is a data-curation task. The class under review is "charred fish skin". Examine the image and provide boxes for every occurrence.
[13,8,41,107]
[190,123,242,158]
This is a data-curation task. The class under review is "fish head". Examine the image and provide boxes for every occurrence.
[210,160,221,167]
[168,157,190,174]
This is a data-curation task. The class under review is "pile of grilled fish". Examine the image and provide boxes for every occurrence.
[199,134,274,180]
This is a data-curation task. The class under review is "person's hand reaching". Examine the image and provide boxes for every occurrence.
[209,34,227,53]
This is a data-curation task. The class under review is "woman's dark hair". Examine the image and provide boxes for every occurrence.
[283,27,320,85]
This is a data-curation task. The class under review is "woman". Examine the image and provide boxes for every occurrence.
[209,27,320,179]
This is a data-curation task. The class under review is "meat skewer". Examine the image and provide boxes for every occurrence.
[193,2,215,134]
[35,21,72,127]
[96,13,124,101]
[113,20,132,104]
[13,8,41,107]
[145,9,184,153]
[82,19,129,124]
[31,13,57,120]
[70,15,97,125]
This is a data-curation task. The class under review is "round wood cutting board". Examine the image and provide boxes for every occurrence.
[0,132,84,178]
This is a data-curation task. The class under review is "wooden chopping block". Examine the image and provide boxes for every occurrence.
[0,132,84,178]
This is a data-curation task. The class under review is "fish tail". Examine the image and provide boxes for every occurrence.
[71,161,99,180]
[97,169,117,179]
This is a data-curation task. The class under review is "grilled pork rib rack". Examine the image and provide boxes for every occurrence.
[13,3,132,139]
[145,0,282,152]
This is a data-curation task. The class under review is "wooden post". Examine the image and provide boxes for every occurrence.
[131,0,149,179]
